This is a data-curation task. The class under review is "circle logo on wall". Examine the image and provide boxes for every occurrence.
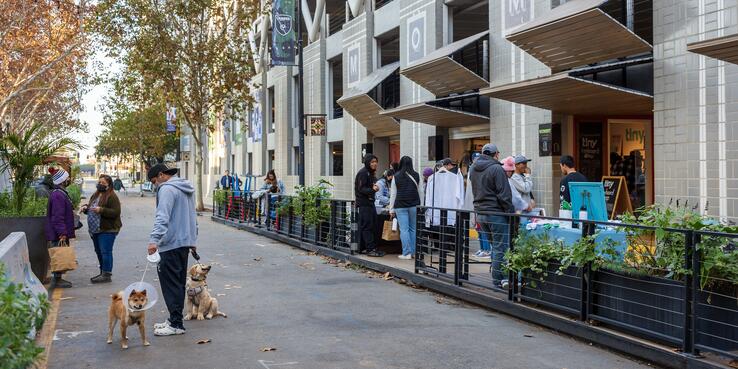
[407,12,425,64]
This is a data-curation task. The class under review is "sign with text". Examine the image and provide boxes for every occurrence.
[407,12,426,64]
[602,176,632,219]
[271,0,296,66]
[578,123,603,183]
[166,105,177,133]
[503,0,533,32]
[538,123,561,157]
[250,91,263,142]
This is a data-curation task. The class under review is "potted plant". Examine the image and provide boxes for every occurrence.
[0,122,80,281]
[277,179,333,241]
[505,232,581,313]
[213,189,227,217]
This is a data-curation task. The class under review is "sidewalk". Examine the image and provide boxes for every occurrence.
[45,194,652,369]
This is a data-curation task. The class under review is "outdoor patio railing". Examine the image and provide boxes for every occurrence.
[213,194,738,362]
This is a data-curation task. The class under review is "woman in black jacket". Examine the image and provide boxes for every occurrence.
[389,156,421,259]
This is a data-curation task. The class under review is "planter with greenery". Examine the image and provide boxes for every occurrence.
[0,264,50,368]
[213,189,228,217]
[0,122,79,281]
[277,180,333,240]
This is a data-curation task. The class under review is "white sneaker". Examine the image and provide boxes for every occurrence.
[154,325,185,336]
[398,254,412,260]
[501,280,510,289]
[473,252,491,261]
[153,320,170,329]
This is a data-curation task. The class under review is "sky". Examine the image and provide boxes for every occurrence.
[78,52,118,164]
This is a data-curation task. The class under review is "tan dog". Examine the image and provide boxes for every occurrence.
[107,290,150,349]
[184,264,227,321]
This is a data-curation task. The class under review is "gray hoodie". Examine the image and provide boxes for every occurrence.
[149,177,198,252]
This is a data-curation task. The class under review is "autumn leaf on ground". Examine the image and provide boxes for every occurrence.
[383,272,392,280]
[197,339,212,344]
[260,347,277,352]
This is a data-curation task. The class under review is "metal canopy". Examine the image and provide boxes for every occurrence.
[337,62,401,137]
[380,102,489,128]
[401,31,489,97]
[480,72,653,116]
[687,34,738,65]
[506,0,652,72]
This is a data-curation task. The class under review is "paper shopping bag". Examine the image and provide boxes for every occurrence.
[382,220,400,241]
[49,240,78,273]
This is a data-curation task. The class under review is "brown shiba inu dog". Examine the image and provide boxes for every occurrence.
[108,289,150,349]
[184,264,227,321]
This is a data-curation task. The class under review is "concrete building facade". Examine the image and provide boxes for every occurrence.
[179,0,738,220]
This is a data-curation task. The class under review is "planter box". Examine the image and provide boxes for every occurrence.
[0,217,49,281]
[591,268,684,344]
[696,284,738,353]
[521,264,582,314]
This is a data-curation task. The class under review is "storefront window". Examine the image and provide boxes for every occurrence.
[608,120,650,210]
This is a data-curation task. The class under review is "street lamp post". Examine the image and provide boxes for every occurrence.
[296,0,305,186]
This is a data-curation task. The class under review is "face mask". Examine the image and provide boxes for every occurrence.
[97,184,108,192]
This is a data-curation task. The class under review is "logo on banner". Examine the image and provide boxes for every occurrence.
[503,0,532,31]
[275,14,293,36]
[347,45,360,86]
[407,12,426,64]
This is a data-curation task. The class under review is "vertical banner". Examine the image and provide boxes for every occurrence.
[166,105,177,133]
[306,114,326,136]
[272,0,297,66]
[251,90,263,142]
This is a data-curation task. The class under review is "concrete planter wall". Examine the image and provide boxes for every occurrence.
[0,216,49,281]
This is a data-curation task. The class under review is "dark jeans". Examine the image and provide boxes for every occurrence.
[157,247,190,329]
[91,232,117,273]
[477,214,510,285]
[358,206,377,252]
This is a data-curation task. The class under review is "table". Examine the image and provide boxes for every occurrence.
[524,225,628,258]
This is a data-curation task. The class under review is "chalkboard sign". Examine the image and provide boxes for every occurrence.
[602,176,632,219]
[578,123,603,183]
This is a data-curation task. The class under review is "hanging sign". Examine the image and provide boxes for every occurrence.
[602,176,633,219]
[166,105,177,133]
[272,0,297,66]
[306,114,326,136]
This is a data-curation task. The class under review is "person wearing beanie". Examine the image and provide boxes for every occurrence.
[354,154,384,257]
[45,168,75,288]
[502,157,532,213]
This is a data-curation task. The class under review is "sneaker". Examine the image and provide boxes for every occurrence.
[365,250,385,257]
[154,325,185,336]
[473,250,484,257]
[472,252,491,261]
[398,254,412,260]
[154,320,171,329]
[501,280,510,289]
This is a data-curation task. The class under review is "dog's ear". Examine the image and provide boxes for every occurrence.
[141,289,147,296]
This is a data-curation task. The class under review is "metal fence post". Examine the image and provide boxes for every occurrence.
[508,214,518,301]
[683,231,695,354]
[453,211,465,286]
[691,233,702,356]
[212,190,216,217]
[350,203,358,254]
[314,198,321,244]
[265,194,271,231]
[301,202,307,241]
[580,221,595,322]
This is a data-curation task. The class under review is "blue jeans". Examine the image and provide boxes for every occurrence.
[91,232,117,273]
[477,214,510,285]
[478,228,490,251]
[393,207,417,256]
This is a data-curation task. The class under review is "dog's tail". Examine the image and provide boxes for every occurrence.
[111,291,123,301]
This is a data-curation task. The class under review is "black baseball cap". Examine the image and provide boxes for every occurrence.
[147,163,179,180]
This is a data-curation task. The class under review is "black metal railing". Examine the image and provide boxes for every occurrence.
[214,197,738,363]
[427,92,489,116]
[450,38,486,80]
[368,69,400,110]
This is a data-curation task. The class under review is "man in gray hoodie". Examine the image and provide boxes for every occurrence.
[146,163,198,336]
[470,144,514,288]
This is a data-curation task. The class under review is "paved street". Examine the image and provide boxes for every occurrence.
[47,183,653,369]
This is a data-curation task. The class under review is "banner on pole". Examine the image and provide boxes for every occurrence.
[272,0,297,66]
[166,105,177,133]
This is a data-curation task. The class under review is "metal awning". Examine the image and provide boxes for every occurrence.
[506,0,652,72]
[401,31,489,96]
[337,62,400,137]
[687,34,738,65]
[380,102,489,128]
[480,72,653,116]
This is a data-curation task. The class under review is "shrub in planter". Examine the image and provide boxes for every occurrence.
[0,264,50,368]
[277,179,333,240]
[213,189,227,217]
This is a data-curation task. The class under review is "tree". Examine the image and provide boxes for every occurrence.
[0,0,89,135]
[91,0,260,210]
[95,99,179,169]
[0,122,80,214]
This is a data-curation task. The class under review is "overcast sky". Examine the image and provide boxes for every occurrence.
[78,51,117,164]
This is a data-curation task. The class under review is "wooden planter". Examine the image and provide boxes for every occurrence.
[0,217,49,281]
[521,264,582,314]
[591,268,684,344]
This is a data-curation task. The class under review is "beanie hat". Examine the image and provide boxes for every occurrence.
[52,168,69,185]
[422,167,434,178]
[502,156,515,172]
